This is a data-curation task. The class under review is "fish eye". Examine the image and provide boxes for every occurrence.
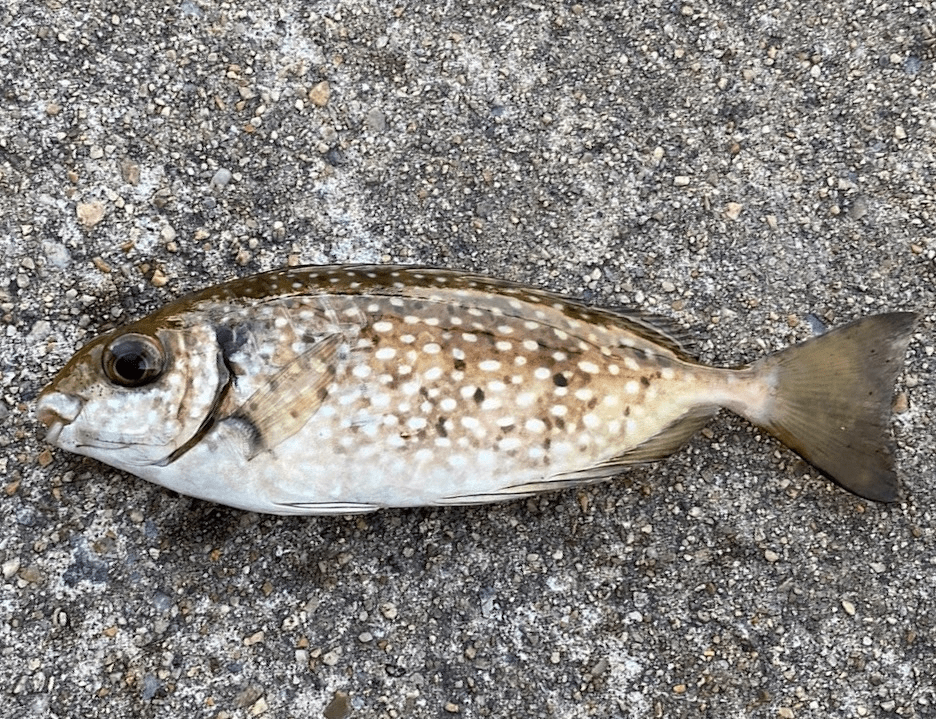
[102,333,166,387]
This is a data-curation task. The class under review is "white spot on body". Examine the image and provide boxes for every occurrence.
[373,321,394,333]
[661,367,676,380]
[525,418,546,433]
[479,360,501,372]
[583,413,601,430]
[423,343,441,354]
[578,360,600,374]
[370,393,391,409]
[440,398,457,412]
[625,380,640,394]
[534,367,551,381]
[375,347,397,361]
[498,437,522,452]
[517,392,536,408]
[352,364,372,379]
[447,454,468,468]
[424,367,443,381]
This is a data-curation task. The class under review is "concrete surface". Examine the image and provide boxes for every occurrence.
[1,1,934,717]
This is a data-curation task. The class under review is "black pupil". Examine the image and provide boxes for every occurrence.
[115,345,149,381]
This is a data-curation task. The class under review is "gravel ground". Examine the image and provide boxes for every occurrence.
[1,1,934,717]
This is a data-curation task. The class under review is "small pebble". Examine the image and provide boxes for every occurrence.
[308,81,330,107]
[211,168,233,190]
[2,557,21,579]
[380,602,398,620]
[322,650,340,666]
[842,600,856,616]
[249,697,268,716]
[323,691,351,719]
[76,202,105,229]
[892,392,908,414]
[725,202,743,220]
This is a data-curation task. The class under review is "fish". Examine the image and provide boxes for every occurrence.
[35,265,916,514]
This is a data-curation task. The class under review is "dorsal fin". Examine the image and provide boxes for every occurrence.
[600,307,698,359]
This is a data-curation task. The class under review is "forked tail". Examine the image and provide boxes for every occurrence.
[748,313,916,502]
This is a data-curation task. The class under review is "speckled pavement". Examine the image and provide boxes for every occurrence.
[1,1,934,717]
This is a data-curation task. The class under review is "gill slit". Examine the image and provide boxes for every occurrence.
[154,350,236,467]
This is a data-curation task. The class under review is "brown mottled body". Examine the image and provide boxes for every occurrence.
[37,266,915,514]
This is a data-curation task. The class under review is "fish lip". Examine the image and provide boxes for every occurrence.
[42,417,65,445]
[35,392,83,445]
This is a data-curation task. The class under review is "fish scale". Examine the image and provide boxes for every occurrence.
[36,265,916,513]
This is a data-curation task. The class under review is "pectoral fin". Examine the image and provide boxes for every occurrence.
[232,333,342,459]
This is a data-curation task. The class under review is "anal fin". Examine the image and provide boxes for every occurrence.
[612,406,717,464]
[274,501,380,515]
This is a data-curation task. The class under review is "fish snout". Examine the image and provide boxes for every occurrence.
[35,391,83,443]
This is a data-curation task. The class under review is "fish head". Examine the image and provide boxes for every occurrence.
[36,319,228,471]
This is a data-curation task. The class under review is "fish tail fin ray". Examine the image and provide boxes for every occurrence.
[748,312,916,502]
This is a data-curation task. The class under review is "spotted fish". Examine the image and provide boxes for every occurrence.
[36,265,915,514]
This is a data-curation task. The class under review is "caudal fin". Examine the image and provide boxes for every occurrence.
[751,312,916,502]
